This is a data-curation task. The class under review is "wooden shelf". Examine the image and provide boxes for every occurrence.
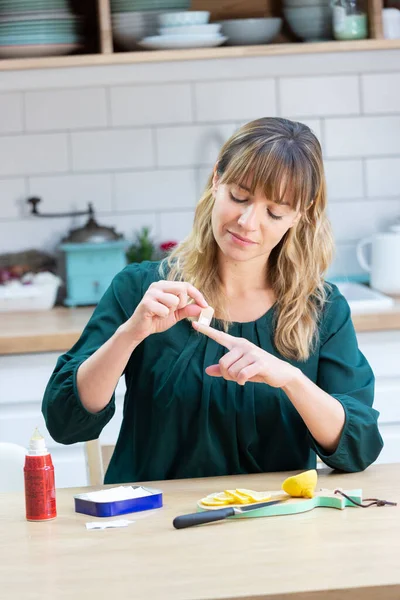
[0,0,396,72]
[0,38,399,72]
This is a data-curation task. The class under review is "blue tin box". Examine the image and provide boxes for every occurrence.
[74,486,163,518]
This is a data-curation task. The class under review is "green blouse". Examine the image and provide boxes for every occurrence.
[42,261,383,484]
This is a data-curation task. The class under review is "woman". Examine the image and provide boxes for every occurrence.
[42,117,383,484]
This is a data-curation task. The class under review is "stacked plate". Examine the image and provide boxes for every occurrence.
[111,0,191,12]
[0,0,83,58]
[111,1,193,50]
[138,11,227,50]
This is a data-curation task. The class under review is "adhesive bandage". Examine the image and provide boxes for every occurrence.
[198,306,214,327]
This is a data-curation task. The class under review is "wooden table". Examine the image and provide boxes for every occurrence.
[1,464,399,600]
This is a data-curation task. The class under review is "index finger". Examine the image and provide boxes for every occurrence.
[185,282,209,308]
[192,321,236,350]
[160,281,208,308]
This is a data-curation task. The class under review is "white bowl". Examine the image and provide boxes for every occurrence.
[220,18,282,45]
[112,11,161,48]
[0,272,61,312]
[158,11,210,27]
[159,23,221,35]
[283,5,332,40]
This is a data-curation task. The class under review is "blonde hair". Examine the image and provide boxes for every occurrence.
[161,117,334,361]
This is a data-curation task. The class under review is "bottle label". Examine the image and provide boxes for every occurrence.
[24,458,57,521]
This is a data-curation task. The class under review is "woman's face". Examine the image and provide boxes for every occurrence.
[211,175,301,264]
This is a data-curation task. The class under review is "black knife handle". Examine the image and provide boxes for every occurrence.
[173,507,236,529]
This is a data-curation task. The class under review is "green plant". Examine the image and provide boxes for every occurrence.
[126,226,156,264]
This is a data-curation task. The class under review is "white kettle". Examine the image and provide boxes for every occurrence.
[357,222,400,295]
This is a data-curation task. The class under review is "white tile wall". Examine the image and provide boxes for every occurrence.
[324,160,364,200]
[279,75,360,117]
[114,169,197,212]
[0,50,399,92]
[361,73,400,114]
[71,128,154,171]
[328,200,376,243]
[0,133,69,177]
[194,79,276,122]
[0,52,398,281]
[196,166,213,197]
[156,123,236,167]
[27,174,113,214]
[366,158,400,198]
[0,178,26,219]
[110,83,193,126]
[0,93,23,133]
[25,88,108,131]
[158,210,195,242]
[325,116,400,158]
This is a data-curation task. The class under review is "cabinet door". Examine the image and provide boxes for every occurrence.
[357,330,400,464]
[0,353,88,488]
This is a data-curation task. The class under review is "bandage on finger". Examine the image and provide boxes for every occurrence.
[198,306,214,326]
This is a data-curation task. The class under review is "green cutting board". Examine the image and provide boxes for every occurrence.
[197,489,364,519]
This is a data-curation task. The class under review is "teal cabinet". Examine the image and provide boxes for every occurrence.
[60,241,127,307]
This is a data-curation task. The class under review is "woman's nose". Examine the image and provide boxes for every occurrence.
[238,205,258,230]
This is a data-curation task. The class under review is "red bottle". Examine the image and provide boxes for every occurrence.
[24,428,57,521]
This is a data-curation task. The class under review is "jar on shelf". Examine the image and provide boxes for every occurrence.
[332,0,368,39]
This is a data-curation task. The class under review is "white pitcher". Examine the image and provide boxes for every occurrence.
[357,223,400,295]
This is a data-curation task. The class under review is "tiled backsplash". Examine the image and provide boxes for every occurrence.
[0,49,399,280]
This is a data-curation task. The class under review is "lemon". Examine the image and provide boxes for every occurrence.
[281,469,318,499]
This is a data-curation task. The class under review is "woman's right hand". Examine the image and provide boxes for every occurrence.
[123,280,208,343]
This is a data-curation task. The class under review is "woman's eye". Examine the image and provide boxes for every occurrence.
[229,192,247,203]
[267,209,283,221]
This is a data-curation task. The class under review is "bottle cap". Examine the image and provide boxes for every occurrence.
[28,427,48,456]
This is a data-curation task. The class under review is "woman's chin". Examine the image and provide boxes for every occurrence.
[220,244,254,262]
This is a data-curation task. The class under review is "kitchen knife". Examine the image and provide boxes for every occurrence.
[173,498,286,529]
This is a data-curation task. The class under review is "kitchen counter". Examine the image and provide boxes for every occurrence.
[1,302,400,355]
[1,464,399,600]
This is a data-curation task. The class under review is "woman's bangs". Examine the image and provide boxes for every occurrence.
[220,143,315,212]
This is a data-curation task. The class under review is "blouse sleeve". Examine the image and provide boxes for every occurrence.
[41,262,147,445]
[308,284,384,472]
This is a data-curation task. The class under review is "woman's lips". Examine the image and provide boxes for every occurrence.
[228,231,257,246]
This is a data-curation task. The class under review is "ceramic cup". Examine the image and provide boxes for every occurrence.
[382,8,400,39]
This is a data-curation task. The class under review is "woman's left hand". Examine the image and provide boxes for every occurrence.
[192,321,299,389]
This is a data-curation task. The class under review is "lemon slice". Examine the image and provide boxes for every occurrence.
[199,491,234,506]
[235,488,272,503]
[200,488,273,507]
[223,489,252,504]
[200,497,228,507]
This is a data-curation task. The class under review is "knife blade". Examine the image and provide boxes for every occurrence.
[173,498,286,529]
